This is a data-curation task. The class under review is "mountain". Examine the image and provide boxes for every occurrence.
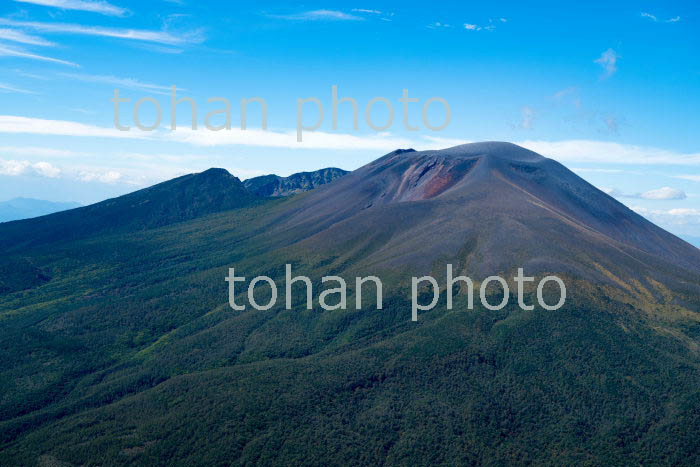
[0,167,348,254]
[244,167,349,197]
[0,168,262,252]
[0,198,81,223]
[1,142,699,465]
[271,142,700,285]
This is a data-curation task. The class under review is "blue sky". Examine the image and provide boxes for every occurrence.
[0,0,699,238]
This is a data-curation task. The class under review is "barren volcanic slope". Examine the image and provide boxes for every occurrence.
[1,143,700,465]
[273,142,700,281]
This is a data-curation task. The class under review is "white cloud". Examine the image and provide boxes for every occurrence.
[639,187,687,200]
[641,12,681,23]
[0,115,142,139]
[519,106,536,130]
[463,18,504,32]
[0,82,35,94]
[633,206,700,227]
[0,19,204,45]
[0,157,138,185]
[352,9,382,14]
[0,28,55,46]
[595,48,619,79]
[0,158,61,177]
[553,87,578,100]
[167,127,418,151]
[13,0,128,16]
[1,116,700,166]
[0,115,413,150]
[77,169,122,183]
[0,43,78,67]
[573,168,625,174]
[599,187,622,197]
[58,72,173,94]
[272,10,363,21]
[517,140,700,166]
[0,146,81,157]
[428,22,451,29]
[675,175,700,182]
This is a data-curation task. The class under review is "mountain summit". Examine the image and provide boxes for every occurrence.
[273,142,700,285]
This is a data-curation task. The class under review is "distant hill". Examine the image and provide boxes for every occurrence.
[0,198,81,223]
[244,167,348,197]
[1,143,699,465]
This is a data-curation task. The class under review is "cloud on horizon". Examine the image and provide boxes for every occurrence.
[1,115,700,166]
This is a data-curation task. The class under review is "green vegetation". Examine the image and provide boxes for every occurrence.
[0,200,698,466]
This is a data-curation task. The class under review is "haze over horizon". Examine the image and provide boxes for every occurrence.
[0,0,698,238]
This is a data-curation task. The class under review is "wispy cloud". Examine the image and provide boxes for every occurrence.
[637,187,687,200]
[0,145,82,157]
[352,9,382,15]
[595,48,620,79]
[573,168,625,174]
[676,175,700,182]
[2,116,700,166]
[518,140,700,166]
[0,115,139,139]
[0,81,36,94]
[603,115,619,134]
[272,10,364,21]
[599,186,687,201]
[13,0,128,17]
[641,12,681,23]
[0,28,55,46]
[463,18,506,32]
[0,43,78,66]
[633,207,700,229]
[607,187,688,201]
[516,106,536,130]
[57,72,173,94]
[0,19,204,45]
[427,22,451,29]
[552,87,578,101]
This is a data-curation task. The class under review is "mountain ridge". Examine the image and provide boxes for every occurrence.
[244,167,348,197]
[0,166,348,252]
